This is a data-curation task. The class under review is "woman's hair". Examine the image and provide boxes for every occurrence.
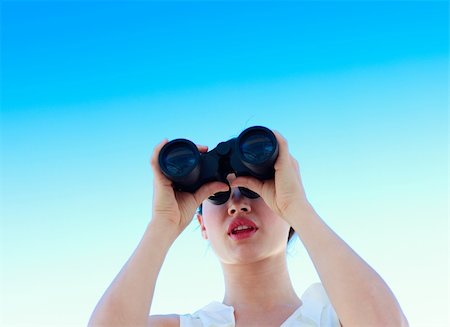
[197,204,296,243]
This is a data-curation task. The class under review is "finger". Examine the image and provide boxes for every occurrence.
[196,144,208,153]
[193,181,230,204]
[150,139,172,186]
[291,156,300,171]
[290,157,301,183]
[230,176,264,195]
[226,173,237,184]
[150,138,168,170]
[272,130,291,171]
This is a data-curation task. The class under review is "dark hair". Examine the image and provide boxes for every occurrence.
[197,203,296,243]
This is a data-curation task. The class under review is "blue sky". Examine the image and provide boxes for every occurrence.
[1,1,448,326]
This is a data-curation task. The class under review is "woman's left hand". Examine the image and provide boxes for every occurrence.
[230,130,310,222]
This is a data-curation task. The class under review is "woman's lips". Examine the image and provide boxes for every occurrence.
[227,217,258,241]
[229,227,258,240]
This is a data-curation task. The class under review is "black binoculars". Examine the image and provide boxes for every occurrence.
[158,126,279,203]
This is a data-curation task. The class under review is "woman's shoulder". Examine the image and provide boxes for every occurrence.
[147,314,180,327]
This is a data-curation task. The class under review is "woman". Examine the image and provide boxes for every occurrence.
[88,130,408,327]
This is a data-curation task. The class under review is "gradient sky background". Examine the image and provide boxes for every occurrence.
[1,1,448,326]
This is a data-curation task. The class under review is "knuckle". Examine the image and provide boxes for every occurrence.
[276,132,288,145]
[150,156,158,168]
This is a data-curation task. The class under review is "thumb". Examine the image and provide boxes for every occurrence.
[194,181,230,204]
[230,176,264,195]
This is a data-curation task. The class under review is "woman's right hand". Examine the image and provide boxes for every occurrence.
[150,139,229,234]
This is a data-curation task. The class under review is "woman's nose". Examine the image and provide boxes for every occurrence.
[227,189,252,215]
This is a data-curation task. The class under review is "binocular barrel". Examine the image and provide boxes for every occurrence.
[158,126,279,193]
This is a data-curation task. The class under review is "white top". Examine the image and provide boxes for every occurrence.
[179,283,340,327]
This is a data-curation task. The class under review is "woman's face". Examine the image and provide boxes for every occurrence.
[198,186,291,265]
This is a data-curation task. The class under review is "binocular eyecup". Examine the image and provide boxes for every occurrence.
[158,126,279,193]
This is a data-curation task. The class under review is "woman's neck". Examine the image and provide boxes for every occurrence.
[221,252,301,311]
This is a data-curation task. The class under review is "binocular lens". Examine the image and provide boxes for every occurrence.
[162,146,197,176]
[159,140,200,186]
[240,133,275,164]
